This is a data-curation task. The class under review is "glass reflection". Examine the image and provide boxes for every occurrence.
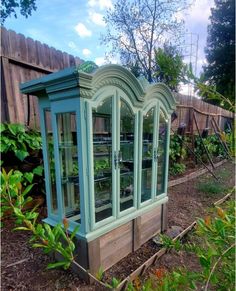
[141,107,154,202]
[119,99,135,211]
[57,112,80,223]
[157,112,167,195]
[92,98,113,222]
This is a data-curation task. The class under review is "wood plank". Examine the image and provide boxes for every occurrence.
[140,206,161,224]
[1,57,15,122]
[88,237,101,275]
[133,216,141,251]
[161,204,168,232]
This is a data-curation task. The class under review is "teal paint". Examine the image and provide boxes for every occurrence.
[20,64,177,241]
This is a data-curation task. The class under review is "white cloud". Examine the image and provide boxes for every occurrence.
[75,23,92,37]
[186,0,214,24]
[95,56,119,66]
[82,48,92,56]
[89,11,106,26]
[88,0,113,10]
[95,57,106,66]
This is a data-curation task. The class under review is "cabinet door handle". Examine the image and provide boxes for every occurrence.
[114,151,122,168]
[153,149,160,162]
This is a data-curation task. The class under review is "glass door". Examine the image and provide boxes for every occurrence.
[141,105,157,203]
[156,111,168,195]
[92,97,114,223]
[118,98,136,213]
[56,112,80,223]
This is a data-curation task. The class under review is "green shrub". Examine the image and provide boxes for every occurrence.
[169,163,186,176]
[136,198,235,290]
[0,123,42,163]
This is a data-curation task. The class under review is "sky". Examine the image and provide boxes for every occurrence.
[4,0,215,78]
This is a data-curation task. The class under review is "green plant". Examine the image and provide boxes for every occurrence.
[106,277,121,289]
[94,158,109,176]
[169,134,187,163]
[169,163,186,176]
[0,123,42,163]
[0,168,79,270]
[196,180,226,195]
[144,198,235,290]
[96,266,104,281]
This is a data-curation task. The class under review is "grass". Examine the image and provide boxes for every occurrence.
[196,180,227,194]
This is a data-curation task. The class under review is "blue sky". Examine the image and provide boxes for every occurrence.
[4,0,214,76]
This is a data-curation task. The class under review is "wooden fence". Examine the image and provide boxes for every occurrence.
[0,27,234,132]
[1,27,83,128]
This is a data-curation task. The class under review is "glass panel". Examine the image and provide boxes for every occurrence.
[57,112,80,223]
[157,112,168,195]
[93,98,113,222]
[141,107,155,202]
[119,99,135,212]
[44,109,57,215]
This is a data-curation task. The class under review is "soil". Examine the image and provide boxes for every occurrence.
[1,161,235,290]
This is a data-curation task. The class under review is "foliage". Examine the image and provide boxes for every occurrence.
[106,277,121,289]
[77,61,99,73]
[160,200,235,290]
[169,163,186,176]
[0,168,79,270]
[196,180,227,195]
[96,266,104,281]
[0,123,42,163]
[102,0,191,82]
[203,0,235,107]
[194,134,227,160]
[169,134,187,163]
[1,0,37,24]
[154,45,186,91]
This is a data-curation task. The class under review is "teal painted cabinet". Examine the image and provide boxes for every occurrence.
[21,65,177,273]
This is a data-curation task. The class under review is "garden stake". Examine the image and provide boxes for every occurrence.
[171,128,219,181]
[193,111,215,168]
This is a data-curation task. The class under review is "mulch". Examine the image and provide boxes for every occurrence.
[1,161,235,290]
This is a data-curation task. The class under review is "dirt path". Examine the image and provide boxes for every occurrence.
[1,161,235,290]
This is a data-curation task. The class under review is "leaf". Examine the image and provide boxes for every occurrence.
[8,124,25,135]
[46,261,68,269]
[32,243,47,248]
[199,256,210,268]
[32,165,44,176]
[15,149,29,161]
[70,225,80,240]
[24,172,34,183]
[0,123,6,133]
[22,184,34,196]
[13,226,30,231]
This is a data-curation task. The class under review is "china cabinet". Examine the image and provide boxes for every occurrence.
[21,64,177,274]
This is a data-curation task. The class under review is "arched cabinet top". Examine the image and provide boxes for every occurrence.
[20,64,177,113]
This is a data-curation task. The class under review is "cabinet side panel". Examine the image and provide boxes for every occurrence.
[99,222,133,271]
[140,205,162,245]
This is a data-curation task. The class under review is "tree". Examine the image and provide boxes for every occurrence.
[154,44,186,91]
[1,0,37,24]
[203,0,235,108]
[102,0,191,82]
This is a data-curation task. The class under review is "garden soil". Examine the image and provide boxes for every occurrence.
[1,161,235,290]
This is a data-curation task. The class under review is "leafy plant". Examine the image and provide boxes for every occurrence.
[169,134,187,164]
[106,277,121,289]
[0,123,42,163]
[0,168,79,270]
[143,199,236,290]
[169,163,186,176]
[96,266,104,281]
